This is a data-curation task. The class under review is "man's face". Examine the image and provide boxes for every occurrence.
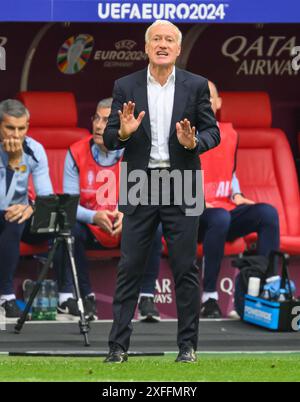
[92,107,111,146]
[0,113,29,143]
[145,24,181,68]
[208,81,222,116]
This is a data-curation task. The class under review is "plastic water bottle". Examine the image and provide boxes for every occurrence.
[266,275,281,284]
[48,281,58,321]
[264,276,281,300]
[32,282,49,320]
[278,290,286,302]
[261,289,270,299]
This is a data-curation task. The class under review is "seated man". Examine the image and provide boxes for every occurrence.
[56,98,162,321]
[199,81,280,318]
[0,99,53,317]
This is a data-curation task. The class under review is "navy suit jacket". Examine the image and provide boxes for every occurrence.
[103,67,220,215]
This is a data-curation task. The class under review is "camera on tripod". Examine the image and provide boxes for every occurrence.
[30,194,79,235]
[15,193,91,346]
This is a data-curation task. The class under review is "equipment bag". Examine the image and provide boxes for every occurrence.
[234,251,300,331]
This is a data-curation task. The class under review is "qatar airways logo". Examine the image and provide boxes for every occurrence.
[155,279,173,304]
[205,180,231,199]
[222,35,299,76]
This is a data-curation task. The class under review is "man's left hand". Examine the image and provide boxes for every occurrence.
[233,194,255,206]
[5,204,34,224]
[176,118,197,150]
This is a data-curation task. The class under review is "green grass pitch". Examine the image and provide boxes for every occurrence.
[1,353,300,382]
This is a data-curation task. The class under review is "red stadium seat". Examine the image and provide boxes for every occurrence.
[219,91,272,129]
[220,92,300,255]
[19,241,48,256]
[17,91,90,194]
[17,91,90,256]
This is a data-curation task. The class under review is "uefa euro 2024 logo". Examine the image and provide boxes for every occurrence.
[0,45,6,71]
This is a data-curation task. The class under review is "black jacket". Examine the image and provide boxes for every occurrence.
[103,67,220,214]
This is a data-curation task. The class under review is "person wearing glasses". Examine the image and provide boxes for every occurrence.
[56,98,162,321]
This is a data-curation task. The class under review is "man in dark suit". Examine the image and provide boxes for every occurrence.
[103,20,220,363]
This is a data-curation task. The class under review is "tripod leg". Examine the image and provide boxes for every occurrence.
[65,236,90,347]
[15,240,60,334]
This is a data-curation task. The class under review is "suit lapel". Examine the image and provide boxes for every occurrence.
[169,68,188,137]
[133,67,188,140]
[133,68,151,140]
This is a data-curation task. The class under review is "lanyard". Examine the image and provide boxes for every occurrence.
[0,167,18,206]
[3,169,18,207]
[0,156,19,208]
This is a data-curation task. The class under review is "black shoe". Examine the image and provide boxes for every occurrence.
[83,295,98,321]
[104,344,128,363]
[1,299,21,318]
[57,298,80,316]
[138,296,161,322]
[175,346,197,363]
[200,298,222,318]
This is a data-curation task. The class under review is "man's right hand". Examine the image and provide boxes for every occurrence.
[118,101,145,140]
[3,138,23,166]
[92,210,119,235]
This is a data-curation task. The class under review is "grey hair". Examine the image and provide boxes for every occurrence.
[145,20,182,45]
[96,97,113,110]
[0,99,30,123]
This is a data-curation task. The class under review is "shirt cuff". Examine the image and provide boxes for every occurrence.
[77,208,97,225]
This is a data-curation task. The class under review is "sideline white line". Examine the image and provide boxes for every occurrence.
[5,318,238,325]
[165,351,300,355]
[1,351,300,356]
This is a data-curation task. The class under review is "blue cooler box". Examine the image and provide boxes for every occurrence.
[244,295,300,331]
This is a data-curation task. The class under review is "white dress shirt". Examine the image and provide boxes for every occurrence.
[147,66,175,168]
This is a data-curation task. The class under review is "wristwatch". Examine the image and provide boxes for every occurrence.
[184,137,199,151]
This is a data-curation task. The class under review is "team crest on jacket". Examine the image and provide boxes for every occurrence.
[87,170,95,187]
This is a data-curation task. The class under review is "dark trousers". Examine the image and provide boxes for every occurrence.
[198,203,280,292]
[140,223,162,294]
[108,204,200,352]
[0,211,25,295]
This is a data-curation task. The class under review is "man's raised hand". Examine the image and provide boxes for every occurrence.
[176,118,197,150]
[118,101,145,140]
